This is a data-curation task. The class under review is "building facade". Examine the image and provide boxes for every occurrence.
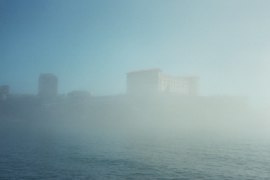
[38,73,58,99]
[126,69,198,96]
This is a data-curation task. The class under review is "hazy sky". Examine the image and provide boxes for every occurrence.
[1,0,270,100]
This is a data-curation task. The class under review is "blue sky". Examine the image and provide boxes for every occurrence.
[1,0,270,101]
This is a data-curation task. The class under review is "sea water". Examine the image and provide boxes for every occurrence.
[0,121,270,180]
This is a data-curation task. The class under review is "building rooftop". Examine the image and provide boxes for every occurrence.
[127,68,162,75]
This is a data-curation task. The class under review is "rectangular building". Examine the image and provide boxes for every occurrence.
[38,73,58,99]
[126,69,198,96]
[0,85,9,100]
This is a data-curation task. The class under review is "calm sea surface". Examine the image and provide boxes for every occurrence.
[0,121,270,180]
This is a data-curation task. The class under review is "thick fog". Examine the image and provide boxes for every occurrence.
[1,0,270,141]
[3,1,270,179]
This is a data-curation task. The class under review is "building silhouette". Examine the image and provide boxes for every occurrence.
[0,85,9,100]
[38,73,58,99]
[126,69,199,96]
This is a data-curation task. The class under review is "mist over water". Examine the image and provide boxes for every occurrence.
[2,0,270,179]
[1,92,270,179]
[1,110,270,179]
[1,91,270,179]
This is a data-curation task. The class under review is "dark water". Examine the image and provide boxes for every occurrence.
[0,122,270,180]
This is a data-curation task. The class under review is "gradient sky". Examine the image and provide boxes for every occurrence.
[1,0,270,102]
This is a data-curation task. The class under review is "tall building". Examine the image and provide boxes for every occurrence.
[0,85,9,100]
[126,69,199,96]
[38,73,58,99]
